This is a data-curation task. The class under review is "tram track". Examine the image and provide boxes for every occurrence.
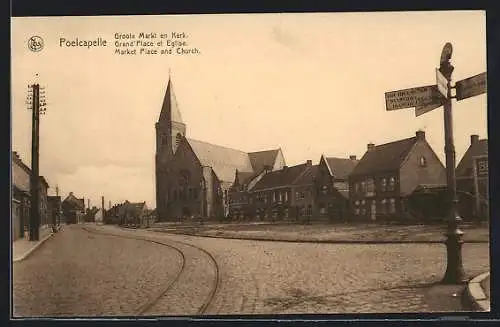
[81,225,221,316]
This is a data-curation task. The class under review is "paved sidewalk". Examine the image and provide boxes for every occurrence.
[13,226,58,262]
[151,222,490,244]
[466,272,490,311]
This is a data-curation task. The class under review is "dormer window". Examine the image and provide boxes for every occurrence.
[419,156,427,167]
[175,133,183,148]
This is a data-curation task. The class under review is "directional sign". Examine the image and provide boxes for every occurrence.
[455,72,487,101]
[415,101,442,117]
[385,85,443,111]
[436,68,448,98]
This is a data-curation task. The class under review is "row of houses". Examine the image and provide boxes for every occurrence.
[105,201,155,227]
[227,131,489,223]
[11,151,63,241]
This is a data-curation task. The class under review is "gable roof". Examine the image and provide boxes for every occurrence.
[248,149,281,172]
[456,139,488,177]
[325,157,359,180]
[187,138,254,183]
[350,137,418,176]
[294,165,318,185]
[253,163,310,191]
[235,170,257,186]
[158,77,183,124]
[62,192,85,210]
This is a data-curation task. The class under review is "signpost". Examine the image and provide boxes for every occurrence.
[436,68,448,98]
[385,43,487,285]
[455,72,487,101]
[385,85,441,111]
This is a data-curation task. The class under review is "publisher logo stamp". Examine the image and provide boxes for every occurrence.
[28,36,44,52]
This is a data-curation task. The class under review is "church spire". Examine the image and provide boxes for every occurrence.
[158,71,183,124]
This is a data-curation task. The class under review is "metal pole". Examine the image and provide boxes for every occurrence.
[439,46,467,284]
[29,84,40,241]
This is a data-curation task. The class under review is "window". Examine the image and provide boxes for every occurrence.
[388,177,396,191]
[419,156,427,167]
[355,200,360,206]
[361,200,366,205]
[361,181,366,193]
[478,160,488,175]
[389,198,396,213]
[381,178,387,192]
[380,199,387,214]
[321,185,328,194]
[366,178,375,196]
[296,191,305,201]
[319,205,326,216]
[306,205,313,216]
[273,192,277,203]
[284,208,289,218]
[284,191,288,202]
[355,183,360,193]
[278,192,282,202]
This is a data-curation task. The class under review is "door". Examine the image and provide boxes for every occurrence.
[371,200,376,221]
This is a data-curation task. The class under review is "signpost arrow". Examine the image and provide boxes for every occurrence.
[385,85,443,111]
[455,72,487,101]
[436,68,448,98]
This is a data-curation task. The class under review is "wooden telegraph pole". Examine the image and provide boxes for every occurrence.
[385,43,487,284]
[27,77,47,241]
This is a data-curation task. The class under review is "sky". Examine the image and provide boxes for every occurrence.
[11,11,487,209]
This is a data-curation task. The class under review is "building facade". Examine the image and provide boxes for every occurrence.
[155,77,286,221]
[47,196,62,228]
[62,192,85,224]
[349,131,447,222]
[12,152,52,240]
[456,134,489,220]
[227,155,358,222]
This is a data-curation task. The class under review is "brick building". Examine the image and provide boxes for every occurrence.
[155,77,286,221]
[62,192,85,224]
[12,152,52,240]
[456,134,489,220]
[314,155,359,221]
[349,131,446,222]
[249,161,314,222]
[47,196,62,227]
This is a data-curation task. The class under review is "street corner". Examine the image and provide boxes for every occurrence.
[466,272,490,312]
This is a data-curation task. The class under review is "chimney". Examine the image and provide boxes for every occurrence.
[88,199,91,209]
[102,196,105,212]
[367,143,375,152]
[416,130,425,140]
[109,200,111,209]
[69,191,73,196]
[306,160,312,166]
[471,134,479,145]
[56,185,59,196]
[349,155,357,160]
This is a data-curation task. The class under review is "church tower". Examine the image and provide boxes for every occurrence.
[155,75,186,219]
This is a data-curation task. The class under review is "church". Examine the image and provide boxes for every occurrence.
[155,77,286,221]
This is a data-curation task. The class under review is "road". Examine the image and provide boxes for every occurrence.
[13,224,490,316]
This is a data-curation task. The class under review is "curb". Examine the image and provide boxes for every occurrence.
[466,272,490,311]
[151,230,489,245]
[13,231,56,263]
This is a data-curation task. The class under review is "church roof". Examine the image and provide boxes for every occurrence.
[248,149,281,172]
[187,138,254,183]
[158,77,183,124]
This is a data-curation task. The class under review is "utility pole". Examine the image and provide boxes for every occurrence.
[26,78,46,241]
